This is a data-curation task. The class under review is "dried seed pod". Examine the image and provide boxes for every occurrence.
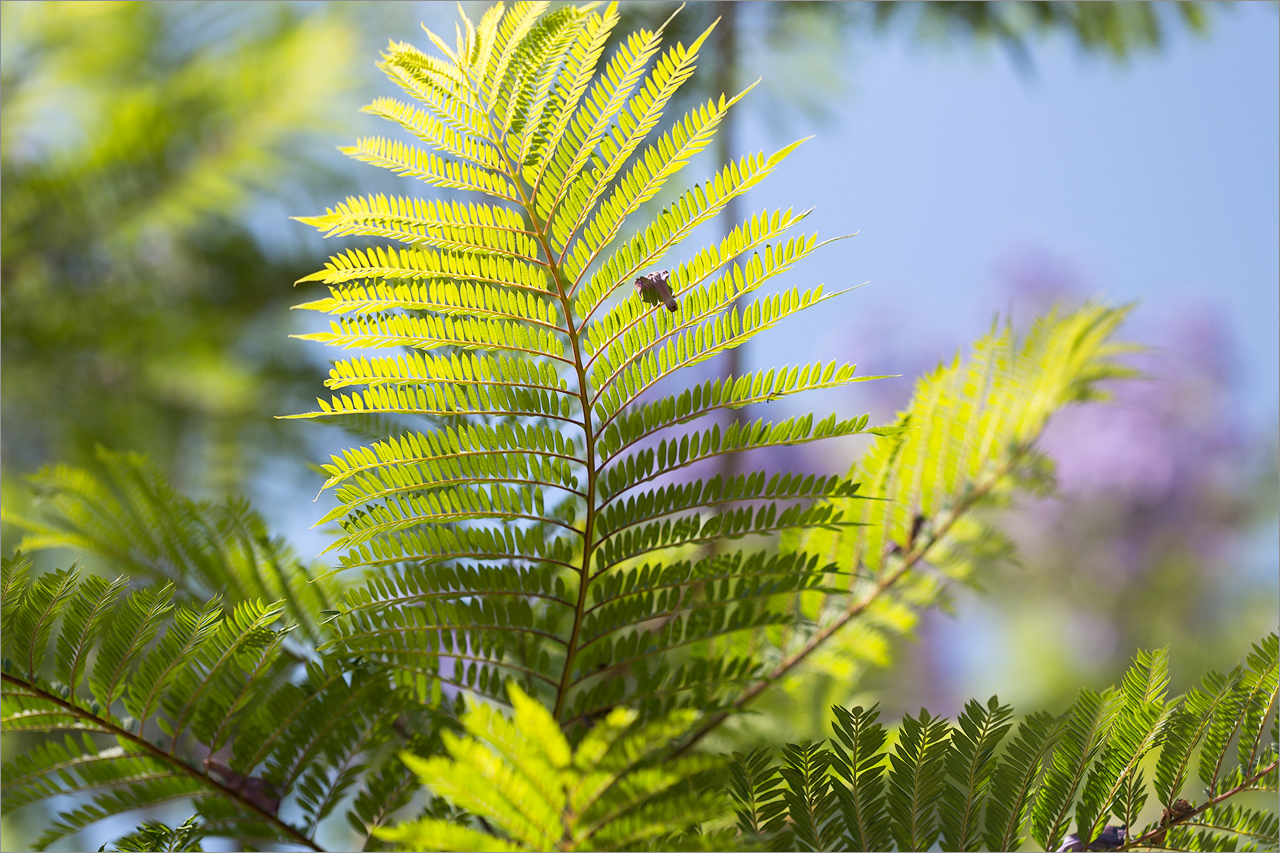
[1151,798,1195,846]
[634,269,677,312]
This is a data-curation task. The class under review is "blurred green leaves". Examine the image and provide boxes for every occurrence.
[0,1,364,489]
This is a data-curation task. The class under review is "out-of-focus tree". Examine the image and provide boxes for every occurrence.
[0,1,375,496]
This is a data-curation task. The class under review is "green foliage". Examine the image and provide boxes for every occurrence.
[868,1,1212,66]
[288,0,887,732]
[2,448,339,647]
[0,2,367,485]
[0,551,406,851]
[0,4,1251,852]
[683,302,1138,744]
[719,634,1278,852]
[100,816,205,852]
[376,682,725,851]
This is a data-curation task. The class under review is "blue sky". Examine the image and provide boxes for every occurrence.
[732,2,1278,433]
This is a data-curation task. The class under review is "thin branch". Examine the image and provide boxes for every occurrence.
[1122,759,1280,851]
[671,446,1027,756]
[0,674,325,853]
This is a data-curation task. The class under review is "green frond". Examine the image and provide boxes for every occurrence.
[1155,669,1241,805]
[323,483,576,553]
[795,302,1136,587]
[981,711,1065,851]
[295,379,577,425]
[744,303,1135,728]
[318,421,580,493]
[125,598,225,728]
[297,276,561,331]
[715,635,1276,853]
[288,310,570,363]
[379,683,721,851]
[361,95,506,170]
[91,583,178,710]
[2,449,338,645]
[726,748,788,840]
[342,136,521,201]
[886,708,953,852]
[321,351,570,400]
[330,517,580,573]
[1029,687,1125,851]
[1076,647,1174,838]
[297,244,552,293]
[829,704,893,852]
[1237,633,1279,778]
[0,564,345,851]
[778,741,841,852]
[377,39,490,128]
[293,0,883,736]
[296,195,541,263]
[939,697,1014,852]
[4,565,81,682]
[1191,633,1279,802]
[347,750,428,850]
[54,573,131,697]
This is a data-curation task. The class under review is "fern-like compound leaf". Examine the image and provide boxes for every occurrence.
[291,0,880,729]
[726,747,787,840]
[886,709,953,851]
[939,696,1013,852]
[377,682,722,851]
[829,703,893,852]
[777,741,840,852]
[2,449,339,646]
[1029,687,1125,851]
[1076,647,1174,839]
[981,710,1065,852]
[0,555,402,852]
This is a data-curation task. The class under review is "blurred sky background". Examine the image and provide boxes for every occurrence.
[2,2,1278,847]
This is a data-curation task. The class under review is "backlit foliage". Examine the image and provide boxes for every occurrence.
[3,4,1267,852]
[287,0,887,729]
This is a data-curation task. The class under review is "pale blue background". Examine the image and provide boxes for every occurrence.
[732,3,1278,433]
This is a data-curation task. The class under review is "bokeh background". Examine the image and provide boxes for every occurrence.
[3,2,1277,850]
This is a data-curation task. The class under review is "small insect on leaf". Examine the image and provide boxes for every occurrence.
[634,269,678,312]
